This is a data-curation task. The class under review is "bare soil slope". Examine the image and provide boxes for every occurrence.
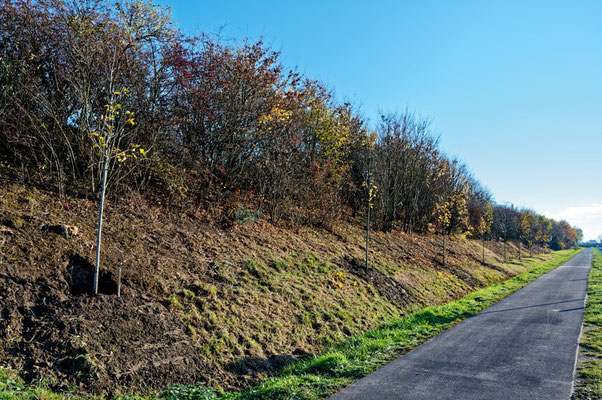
[0,178,549,396]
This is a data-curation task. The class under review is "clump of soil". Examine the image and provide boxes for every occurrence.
[343,256,412,305]
[0,265,222,395]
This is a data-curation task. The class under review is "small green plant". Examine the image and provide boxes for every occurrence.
[167,295,183,310]
[160,383,220,400]
[186,325,197,337]
[192,281,218,298]
[179,289,195,300]
[234,206,259,224]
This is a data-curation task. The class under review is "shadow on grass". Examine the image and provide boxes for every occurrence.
[225,353,304,376]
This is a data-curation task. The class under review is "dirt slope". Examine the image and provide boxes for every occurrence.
[0,178,548,396]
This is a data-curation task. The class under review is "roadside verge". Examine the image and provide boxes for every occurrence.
[573,248,602,399]
[170,249,582,400]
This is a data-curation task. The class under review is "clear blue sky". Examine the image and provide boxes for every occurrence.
[160,0,602,240]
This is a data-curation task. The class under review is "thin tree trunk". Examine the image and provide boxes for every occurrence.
[442,230,446,267]
[365,204,370,269]
[93,155,108,295]
[117,264,122,297]
[482,235,485,264]
[365,153,372,270]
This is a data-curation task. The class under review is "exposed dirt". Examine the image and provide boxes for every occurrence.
[0,263,224,395]
[343,256,412,306]
[0,177,552,396]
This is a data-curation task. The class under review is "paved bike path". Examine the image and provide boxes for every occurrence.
[331,249,592,400]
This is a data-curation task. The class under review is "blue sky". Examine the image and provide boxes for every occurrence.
[160,0,602,240]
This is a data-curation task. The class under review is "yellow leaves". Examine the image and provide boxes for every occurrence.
[367,130,378,146]
[363,181,377,209]
[259,106,292,128]
[113,144,147,163]
[124,110,136,126]
[330,271,346,289]
[113,87,130,96]
[435,191,470,232]
[309,102,353,170]
[479,203,494,236]
[116,151,128,163]
[436,271,454,280]
[90,88,143,162]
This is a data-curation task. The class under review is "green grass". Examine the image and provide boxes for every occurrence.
[0,368,149,400]
[0,370,59,400]
[0,248,581,400]
[573,248,602,399]
[165,248,581,400]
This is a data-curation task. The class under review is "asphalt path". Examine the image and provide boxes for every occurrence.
[331,249,592,400]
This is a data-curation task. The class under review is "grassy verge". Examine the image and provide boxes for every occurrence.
[573,248,602,399]
[161,248,580,399]
[0,249,581,400]
[221,248,580,400]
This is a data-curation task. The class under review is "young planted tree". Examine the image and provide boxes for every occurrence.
[363,136,377,269]
[76,0,171,294]
[520,211,537,258]
[436,199,452,267]
[534,215,552,254]
[478,202,493,264]
[90,88,145,295]
[492,204,519,262]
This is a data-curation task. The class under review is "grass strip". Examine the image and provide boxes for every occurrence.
[572,248,602,399]
[0,249,582,400]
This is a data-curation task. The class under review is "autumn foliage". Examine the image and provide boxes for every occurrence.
[0,0,581,249]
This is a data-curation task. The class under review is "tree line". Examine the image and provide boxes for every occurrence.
[0,0,582,252]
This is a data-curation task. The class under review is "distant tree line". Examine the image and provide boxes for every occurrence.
[0,0,582,250]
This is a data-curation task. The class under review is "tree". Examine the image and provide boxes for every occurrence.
[363,133,377,269]
[520,211,537,257]
[0,0,174,196]
[492,204,518,262]
[574,227,584,244]
[0,0,583,262]
[90,89,145,294]
[435,199,452,267]
[478,202,493,264]
[534,215,552,253]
